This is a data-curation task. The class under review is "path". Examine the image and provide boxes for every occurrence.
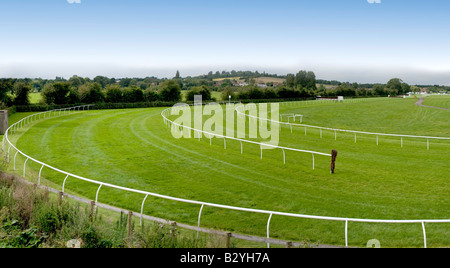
[415,97,450,111]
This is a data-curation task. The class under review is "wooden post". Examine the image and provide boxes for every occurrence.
[58,191,64,205]
[331,150,338,174]
[90,201,95,223]
[225,233,232,248]
[127,211,133,246]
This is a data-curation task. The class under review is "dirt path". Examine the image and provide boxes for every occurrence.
[415,97,450,111]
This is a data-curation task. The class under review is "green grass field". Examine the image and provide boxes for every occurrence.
[5,96,450,248]
[423,95,450,109]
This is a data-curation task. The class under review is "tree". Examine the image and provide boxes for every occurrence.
[159,80,181,102]
[0,79,14,106]
[68,75,85,88]
[93,76,110,88]
[79,83,105,104]
[123,86,144,103]
[305,71,317,90]
[386,78,403,95]
[186,85,212,101]
[13,82,31,106]
[106,85,123,103]
[41,82,71,105]
[373,84,386,96]
[286,74,295,88]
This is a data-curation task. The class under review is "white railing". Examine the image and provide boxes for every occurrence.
[235,101,450,149]
[2,105,449,248]
[160,106,331,170]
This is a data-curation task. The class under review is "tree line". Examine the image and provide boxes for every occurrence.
[1,71,445,108]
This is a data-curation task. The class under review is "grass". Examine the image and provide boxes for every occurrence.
[5,97,450,248]
[0,174,218,248]
[29,93,42,104]
[422,95,450,109]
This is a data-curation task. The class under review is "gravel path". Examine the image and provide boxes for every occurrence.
[415,97,450,111]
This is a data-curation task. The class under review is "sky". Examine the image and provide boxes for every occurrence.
[1,0,450,85]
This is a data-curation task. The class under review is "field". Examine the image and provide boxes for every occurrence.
[423,95,450,109]
[5,97,450,248]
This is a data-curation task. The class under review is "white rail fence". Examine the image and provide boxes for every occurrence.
[160,106,331,170]
[235,102,450,149]
[2,105,449,248]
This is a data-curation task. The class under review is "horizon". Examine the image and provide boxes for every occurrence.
[1,0,450,85]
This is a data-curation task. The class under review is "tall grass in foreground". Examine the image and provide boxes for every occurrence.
[0,173,213,248]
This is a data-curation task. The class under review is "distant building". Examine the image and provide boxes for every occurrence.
[256,83,268,88]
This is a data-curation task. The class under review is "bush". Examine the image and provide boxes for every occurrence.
[159,80,182,102]
[41,82,71,105]
[13,82,31,106]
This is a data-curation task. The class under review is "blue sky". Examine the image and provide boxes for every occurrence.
[1,0,450,85]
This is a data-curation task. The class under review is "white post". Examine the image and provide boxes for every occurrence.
[282,149,285,164]
[140,194,149,226]
[345,220,349,247]
[7,145,11,162]
[38,165,45,185]
[62,174,70,193]
[427,139,429,150]
[198,204,205,239]
[422,222,427,248]
[267,213,273,248]
[95,184,103,206]
[13,151,19,171]
[312,154,315,170]
[23,158,29,178]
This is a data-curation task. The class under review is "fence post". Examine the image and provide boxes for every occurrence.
[198,204,205,239]
[140,194,149,226]
[345,220,349,247]
[127,211,133,247]
[62,174,69,193]
[38,165,44,185]
[267,213,273,248]
[58,192,64,205]
[90,201,95,223]
[331,150,338,174]
[95,184,103,205]
[13,151,19,171]
[422,222,427,248]
[225,233,232,248]
[23,158,29,178]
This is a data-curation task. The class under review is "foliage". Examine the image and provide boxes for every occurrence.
[159,80,182,102]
